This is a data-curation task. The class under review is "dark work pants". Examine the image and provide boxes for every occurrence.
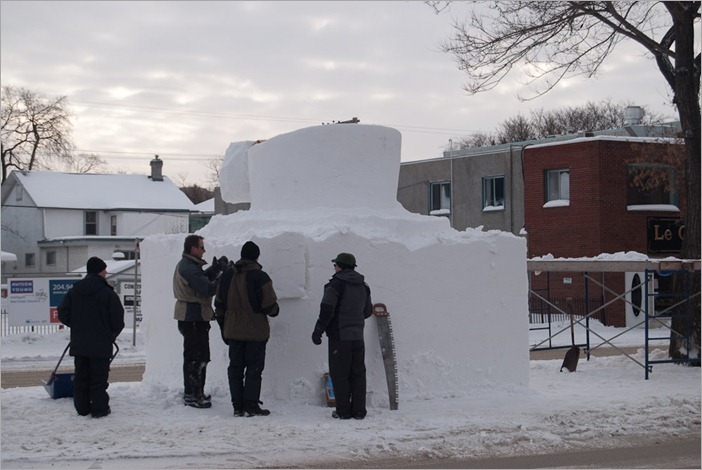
[178,321,211,397]
[328,338,366,418]
[73,356,111,417]
[227,340,267,409]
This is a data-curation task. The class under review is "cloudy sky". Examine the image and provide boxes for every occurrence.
[1,1,677,187]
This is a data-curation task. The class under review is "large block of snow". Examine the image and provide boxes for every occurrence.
[140,124,530,408]
[220,125,403,211]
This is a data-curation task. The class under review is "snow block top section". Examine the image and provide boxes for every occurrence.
[219,141,256,204]
[221,124,403,211]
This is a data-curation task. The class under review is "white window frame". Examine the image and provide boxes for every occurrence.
[545,168,570,207]
[429,181,451,216]
[85,211,98,235]
[482,175,505,211]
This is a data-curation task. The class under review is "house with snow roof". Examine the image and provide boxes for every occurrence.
[1,156,195,282]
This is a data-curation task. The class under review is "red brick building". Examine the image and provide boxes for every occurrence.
[524,136,685,326]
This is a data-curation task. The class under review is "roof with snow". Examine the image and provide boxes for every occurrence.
[4,171,195,211]
[71,259,136,276]
[194,198,214,213]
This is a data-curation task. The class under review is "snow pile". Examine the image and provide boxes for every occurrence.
[140,124,529,407]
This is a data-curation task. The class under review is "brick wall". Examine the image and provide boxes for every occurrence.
[524,138,686,326]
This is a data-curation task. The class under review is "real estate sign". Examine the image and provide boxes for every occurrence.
[4,278,79,326]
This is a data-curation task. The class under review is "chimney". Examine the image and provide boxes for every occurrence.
[623,106,645,126]
[150,155,163,181]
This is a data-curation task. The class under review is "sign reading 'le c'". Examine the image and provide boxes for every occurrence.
[648,217,685,253]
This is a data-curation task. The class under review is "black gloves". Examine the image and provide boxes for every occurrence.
[204,256,227,281]
[311,328,323,345]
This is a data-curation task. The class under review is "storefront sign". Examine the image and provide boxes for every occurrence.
[648,217,684,253]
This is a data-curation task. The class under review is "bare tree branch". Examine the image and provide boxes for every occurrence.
[1,86,74,181]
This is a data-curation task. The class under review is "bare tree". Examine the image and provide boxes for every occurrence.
[453,131,497,149]
[497,114,534,143]
[531,100,663,137]
[1,86,75,182]
[58,153,108,174]
[179,184,214,205]
[203,156,224,190]
[435,1,700,361]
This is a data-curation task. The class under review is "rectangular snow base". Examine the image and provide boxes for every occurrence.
[43,373,74,399]
[324,373,335,407]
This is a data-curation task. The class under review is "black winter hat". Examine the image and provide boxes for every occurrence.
[241,241,260,260]
[86,256,107,274]
[332,252,357,268]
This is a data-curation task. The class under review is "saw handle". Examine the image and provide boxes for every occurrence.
[372,303,389,317]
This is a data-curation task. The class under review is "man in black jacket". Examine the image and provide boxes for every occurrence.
[58,257,124,418]
[311,252,372,420]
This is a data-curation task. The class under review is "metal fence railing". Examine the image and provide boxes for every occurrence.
[528,296,605,324]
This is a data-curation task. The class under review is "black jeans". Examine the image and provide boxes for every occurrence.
[178,321,211,397]
[227,340,267,409]
[328,338,367,418]
[178,321,211,362]
[73,356,111,417]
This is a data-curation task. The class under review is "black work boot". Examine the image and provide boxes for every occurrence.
[185,396,212,409]
[244,400,270,417]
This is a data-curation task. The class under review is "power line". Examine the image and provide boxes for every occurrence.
[75,149,221,160]
[71,99,485,136]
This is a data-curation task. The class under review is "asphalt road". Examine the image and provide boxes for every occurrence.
[346,437,701,469]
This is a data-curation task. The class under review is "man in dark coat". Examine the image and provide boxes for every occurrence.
[215,241,279,417]
[173,234,225,409]
[311,252,372,420]
[58,256,124,418]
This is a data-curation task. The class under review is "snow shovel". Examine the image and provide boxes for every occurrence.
[560,312,580,372]
[42,341,119,399]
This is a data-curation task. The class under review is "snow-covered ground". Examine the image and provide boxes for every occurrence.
[1,321,699,469]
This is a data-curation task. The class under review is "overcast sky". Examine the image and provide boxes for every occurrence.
[1,1,677,187]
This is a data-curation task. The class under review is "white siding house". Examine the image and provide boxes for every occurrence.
[1,164,195,280]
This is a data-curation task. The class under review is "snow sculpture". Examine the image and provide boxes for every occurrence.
[141,124,530,408]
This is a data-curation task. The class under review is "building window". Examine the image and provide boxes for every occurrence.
[16,186,23,201]
[429,181,451,216]
[46,251,56,266]
[25,253,35,267]
[111,215,117,236]
[545,169,570,207]
[483,175,505,211]
[627,164,679,209]
[85,211,98,235]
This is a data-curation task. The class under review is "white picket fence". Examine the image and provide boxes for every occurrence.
[1,310,64,336]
